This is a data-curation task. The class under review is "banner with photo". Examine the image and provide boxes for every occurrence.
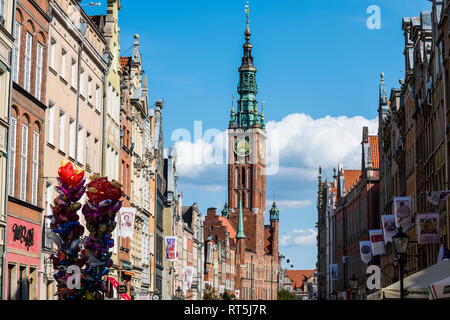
[381,214,397,243]
[417,213,440,245]
[330,264,338,281]
[182,266,194,291]
[394,196,412,230]
[369,229,386,256]
[165,236,177,261]
[360,241,372,264]
[427,191,450,206]
[118,207,136,240]
[235,290,240,299]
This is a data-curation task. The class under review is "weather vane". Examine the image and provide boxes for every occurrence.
[245,1,250,16]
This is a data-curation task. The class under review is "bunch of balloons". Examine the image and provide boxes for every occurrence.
[48,160,87,300]
[79,173,123,300]
[48,160,123,300]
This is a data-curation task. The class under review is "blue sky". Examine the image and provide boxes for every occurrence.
[85,0,431,270]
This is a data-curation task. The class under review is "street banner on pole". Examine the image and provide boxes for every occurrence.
[360,241,372,264]
[417,213,440,245]
[165,236,177,261]
[182,266,194,290]
[394,196,412,230]
[330,264,338,281]
[427,191,450,206]
[381,214,397,243]
[118,207,136,240]
[369,229,385,256]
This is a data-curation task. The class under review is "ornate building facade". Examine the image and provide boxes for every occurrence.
[6,0,50,300]
[0,0,15,300]
[204,8,279,300]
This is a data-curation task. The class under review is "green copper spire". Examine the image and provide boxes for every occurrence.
[269,201,279,221]
[221,203,230,218]
[236,198,246,239]
[230,3,265,129]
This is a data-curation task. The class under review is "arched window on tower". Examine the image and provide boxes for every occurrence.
[247,167,252,190]
[242,167,246,189]
[235,167,240,188]
[242,192,246,209]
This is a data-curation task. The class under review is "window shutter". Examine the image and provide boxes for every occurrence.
[59,112,65,152]
[31,131,39,205]
[48,104,55,145]
[8,117,17,196]
[13,22,20,83]
[20,124,28,201]
[35,43,43,100]
[24,32,32,92]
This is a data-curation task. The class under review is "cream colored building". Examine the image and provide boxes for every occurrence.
[0,0,15,299]
[126,34,154,298]
[41,0,106,299]
[90,0,122,292]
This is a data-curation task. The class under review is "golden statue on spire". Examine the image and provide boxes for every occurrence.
[244,1,251,37]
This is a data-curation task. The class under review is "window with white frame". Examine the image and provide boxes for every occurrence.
[24,32,32,92]
[59,110,65,152]
[35,42,43,100]
[94,138,99,172]
[71,58,77,88]
[80,68,85,97]
[8,116,17,196]
[31,130,39,205]
[88,76,92,104]
[77,125,84,164]
[86,131,91,167]
[69,118,75,159]
[61,49,67,80]
[13,21,21,83]
[49,38,56,70]
[20,123,28,201]
[48,102,55,145]
[95,84,101,111]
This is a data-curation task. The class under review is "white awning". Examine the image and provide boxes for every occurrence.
[429,275,450,300]
[367,260,450,300]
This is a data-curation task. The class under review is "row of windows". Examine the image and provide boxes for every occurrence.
[49,38,102,111]
[47,104,101,172]
[13,22,44,101]
[8,114,40,205]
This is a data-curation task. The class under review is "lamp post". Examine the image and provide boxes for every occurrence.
[393,227,409,300]
[349,274,358,300]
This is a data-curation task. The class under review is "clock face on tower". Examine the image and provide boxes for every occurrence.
[234,137,252,157]
[259,140,265,160]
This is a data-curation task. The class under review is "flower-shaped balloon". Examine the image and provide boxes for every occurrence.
[58,160,85,187]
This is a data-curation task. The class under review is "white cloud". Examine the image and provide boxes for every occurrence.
[280,229,318,247]
[265,113,378,170]
[173,113,378,206]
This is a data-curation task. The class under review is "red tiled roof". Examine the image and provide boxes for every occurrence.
[344,170,361,193]
[218,216,237,239]
[369,135,379,168]
[285,270,315,292]
[120,57,131,72]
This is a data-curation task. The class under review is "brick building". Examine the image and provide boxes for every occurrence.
[204,8,279,300]
[0,0,15,300]
[40,0,107,300]
[285,270,317,300]
[329,127,380,299]
[5,0,49,300]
